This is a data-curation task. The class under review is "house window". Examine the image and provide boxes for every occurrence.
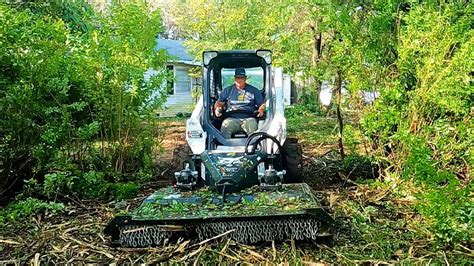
[174,67,191,94]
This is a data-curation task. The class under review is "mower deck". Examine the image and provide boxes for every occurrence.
[105,183,333,247]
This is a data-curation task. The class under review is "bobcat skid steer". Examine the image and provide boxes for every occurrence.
[105,50,333,247]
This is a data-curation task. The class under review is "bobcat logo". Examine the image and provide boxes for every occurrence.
[238,91,246,101]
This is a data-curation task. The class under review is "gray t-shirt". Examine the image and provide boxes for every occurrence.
[218,84,264,118]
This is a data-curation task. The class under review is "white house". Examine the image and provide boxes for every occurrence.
[145,38,201,117]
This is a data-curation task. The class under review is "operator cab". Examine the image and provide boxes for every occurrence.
[217,67,265,138]
[202,50,273,148]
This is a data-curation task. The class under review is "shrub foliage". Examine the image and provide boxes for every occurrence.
[0,1,167,201]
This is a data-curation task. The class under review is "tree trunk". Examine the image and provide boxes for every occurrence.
[310,20,323,105]
[334,70,345,159]
[311,25,322,67]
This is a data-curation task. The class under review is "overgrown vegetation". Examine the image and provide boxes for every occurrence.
[359,3,473,247]
[0,1,167,203]
[0,0,472,263]
[0,198,66,230]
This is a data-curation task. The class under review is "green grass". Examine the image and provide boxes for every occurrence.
[288,113,338,146]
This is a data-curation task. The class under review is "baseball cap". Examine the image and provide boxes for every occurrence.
[234,68,247,78]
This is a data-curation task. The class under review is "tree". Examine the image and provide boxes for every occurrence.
[0,0,168,200]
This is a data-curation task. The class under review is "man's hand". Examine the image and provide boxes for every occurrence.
[214,101,225,117]
[257,103,266,117]
[215,107,223,117]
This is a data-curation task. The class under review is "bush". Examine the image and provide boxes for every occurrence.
[0,1,167,201]
[417,185,473,246]
[342,125,364,154]
[109,182,140,201]
[286,103,323,118]
[342,153,378,180]
[0,198,66,228]
[360,3,473,247]
[42,171,139,200]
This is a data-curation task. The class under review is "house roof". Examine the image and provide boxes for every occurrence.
[155,38,195,62]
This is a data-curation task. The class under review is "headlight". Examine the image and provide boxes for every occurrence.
[203,51,218,65]
[256,50,272,64]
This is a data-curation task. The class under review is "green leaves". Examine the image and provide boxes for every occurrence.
[0,197,66,225]
[398,3,474,120]
[1,1,167,201]
[42,170,140,200]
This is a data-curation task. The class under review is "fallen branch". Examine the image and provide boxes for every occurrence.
[179,244,207,262]
[218,239,231,264]
[0,239,22,245]
[151,229,235,263]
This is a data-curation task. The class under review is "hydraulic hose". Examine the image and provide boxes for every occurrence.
[245,132,283,155]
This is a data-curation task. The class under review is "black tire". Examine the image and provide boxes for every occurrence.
[172,144,193,170]
[281,138,303,183]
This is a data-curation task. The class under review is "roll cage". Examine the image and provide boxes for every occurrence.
[201,50,274,148]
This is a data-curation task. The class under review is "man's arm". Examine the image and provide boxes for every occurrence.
[254,88,265,117]
[214,88,229,117]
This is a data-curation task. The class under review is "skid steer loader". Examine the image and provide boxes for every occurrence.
[105,50,333,247]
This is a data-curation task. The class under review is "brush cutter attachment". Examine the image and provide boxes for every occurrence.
[105,183,333,247]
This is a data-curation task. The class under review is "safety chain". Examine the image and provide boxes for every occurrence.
[118,225,174,247]
[117,218,321,247]
[196,218,321,243]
